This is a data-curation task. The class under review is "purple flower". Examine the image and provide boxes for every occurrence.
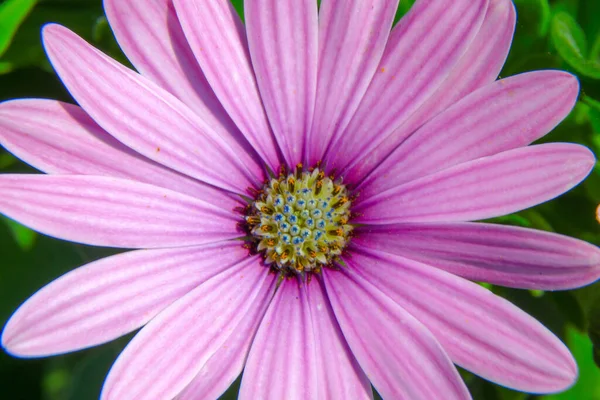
[1,0,599,398]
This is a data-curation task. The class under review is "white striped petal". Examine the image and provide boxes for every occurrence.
[0,99,240,206]
[42,24,262,194]
[305,0,399,165]
[344,0,517,182]
[104,0,244,146]
[0,175,240,248]
[325,0,488,172]
[324,268,470,399]
[246,0,318,166]
[101,258,275,400]
[2,242,248,357]
[173,0,282,171]
[348,244,578,393]
[357,71,580,197]
[356,144,595,224]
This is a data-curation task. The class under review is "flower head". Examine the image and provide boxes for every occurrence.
[1,0,599,399]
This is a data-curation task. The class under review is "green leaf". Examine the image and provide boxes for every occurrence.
[542,326,600,400]
[589,298,600,369]
[0,0,37,57]
[552,292,586,331]
[551,11,600,79]
[503,53,562,76]
[2,216,37,251]
[66,348,117,400]
[582,96,600,134]
[395,0,416,23]
[591,33,600,61]
[486,214,532,228]
[0,152,17,169]
[0,1,104,72]
[230,0,244,20]
[521,209,554,232]
[591,109,600,135]
[514,0,551,37]
[575,281,600,369]
[583,96,600,112]
[578,0,600,45]
[43,365,70,399]
[550,0,580,17]
[0,60,12,74]
[496,386,527,400]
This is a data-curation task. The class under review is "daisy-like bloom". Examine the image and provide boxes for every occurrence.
[1,0,600,398]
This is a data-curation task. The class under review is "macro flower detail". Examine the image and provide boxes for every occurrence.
[0,0,599,399]
[244,164,354,274]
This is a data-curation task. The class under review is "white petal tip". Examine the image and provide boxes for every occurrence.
[527,346,578,394]
[41,23,63,40]
[2,312,57,359]
[572,146,596,176]
[1,322,28,359]
[41,24,75,55]
[544,363,578,394]
[556,71,581,99]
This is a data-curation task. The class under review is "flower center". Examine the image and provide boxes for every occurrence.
[244,164,353,275]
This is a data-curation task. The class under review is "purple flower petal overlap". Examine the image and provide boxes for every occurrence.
[1,0,598,399]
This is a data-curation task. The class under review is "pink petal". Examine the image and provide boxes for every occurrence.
[357,71,579,197]
[176,287,266,400]
[2,242,247,357]
[306,278,373,399]
[347,244,578,393]
[344,0,516,182]
[414,0,516,115]
[239,279,319,400]
[324,0,488,172]
[173,0,282,171]
[355,223,600,290]
[356,143,595,224]
[305,0,399,165]
[245,0,318,166]
[104,0,245,147]
[101,258,275,400]
[0,175,240,248]
[0,99,240,207]
[176,264,279,399]
[42,24,262,194]
[324,269,470,399]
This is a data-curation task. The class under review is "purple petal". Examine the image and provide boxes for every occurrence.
[239,279,319,400]
[0,99,240,207]
[306,278,373,399]
[101,258,275,400]
[324,268,470,399]
[2,242,247,357]
[0,175,240,248]
[357,71,580,197]
[104,0,245,145]
[356,143,595,224]
[415,0,516,116]
[347,244,578,393]
[345,0,516,182]
[176,281,270,400]
[246,0,318,166]
[355,223,600,290]
[42,24,262,194]
[305,0,398,165]
[324,0,488,172]
[173,0,282,171]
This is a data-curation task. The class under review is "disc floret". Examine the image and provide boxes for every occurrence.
[245,164,353,275]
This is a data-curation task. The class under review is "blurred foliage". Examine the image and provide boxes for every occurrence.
[0,0,599,399]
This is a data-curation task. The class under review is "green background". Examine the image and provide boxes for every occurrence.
[1,0,599,399]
